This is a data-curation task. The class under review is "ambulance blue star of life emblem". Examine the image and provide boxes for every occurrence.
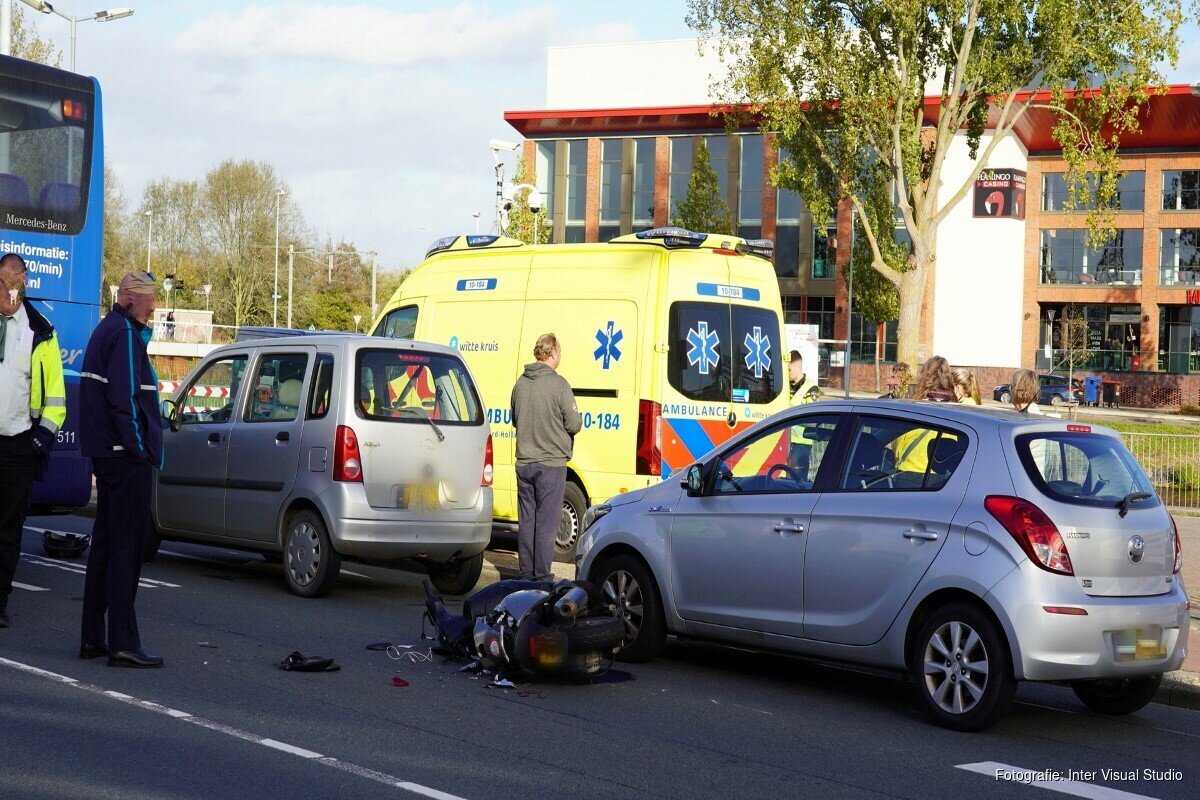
[593,321,623,369]
[687,321,720,375]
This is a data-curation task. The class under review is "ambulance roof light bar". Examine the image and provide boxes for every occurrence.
[630,227,708,248]
[424,234,525,259]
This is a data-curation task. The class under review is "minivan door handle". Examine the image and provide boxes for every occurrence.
[275,431,290,443]
[207,432,221,444]
[903,529,939,541]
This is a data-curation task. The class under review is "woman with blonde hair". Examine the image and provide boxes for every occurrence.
[1010,368,1042,414]
[952,368,982,405]
[908,355,956,402]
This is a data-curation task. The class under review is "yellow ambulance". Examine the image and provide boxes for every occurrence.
[372,228,790,559]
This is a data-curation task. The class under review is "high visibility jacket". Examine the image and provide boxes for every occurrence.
[80,303,163,468]
[789,375,820,445]
[25,300,67,460]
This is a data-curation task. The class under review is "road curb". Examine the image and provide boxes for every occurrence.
[1158,670,1200,711]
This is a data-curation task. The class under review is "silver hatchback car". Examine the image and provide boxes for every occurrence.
[155,334,493,597]
[577,399,1188,730]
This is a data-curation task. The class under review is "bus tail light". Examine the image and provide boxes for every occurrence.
[636,399,662,476]
[482,435,494,487]
[334,425,363,482]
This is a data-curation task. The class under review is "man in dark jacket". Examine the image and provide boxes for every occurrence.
[510,333,582,581]
[79,270,164,668]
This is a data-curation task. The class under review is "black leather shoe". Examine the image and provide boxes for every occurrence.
[79,643,108,660]
[107,649,164,668]
[0,609,9,628]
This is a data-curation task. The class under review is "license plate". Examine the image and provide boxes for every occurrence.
[1112,627,1167,661]
[402,483,440,511]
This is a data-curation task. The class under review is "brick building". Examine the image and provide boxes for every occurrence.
[502,41,1200,406]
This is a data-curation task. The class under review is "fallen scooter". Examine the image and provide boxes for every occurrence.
[423,578,626,680]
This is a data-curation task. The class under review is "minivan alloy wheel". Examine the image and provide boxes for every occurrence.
[923,620,990,715]
[602,569,643,642]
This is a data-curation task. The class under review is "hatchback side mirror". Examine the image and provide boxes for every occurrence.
[161,398,180,432]
[682,463,705,496]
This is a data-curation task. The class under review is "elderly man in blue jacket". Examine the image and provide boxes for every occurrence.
[79,270,164,668]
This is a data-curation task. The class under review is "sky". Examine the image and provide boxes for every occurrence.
[20,1,1200,274]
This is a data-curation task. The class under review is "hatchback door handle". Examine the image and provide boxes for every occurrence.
[207,432,221,444]
[903,530,939,541]
[276,431,290,443]
[772,522,805,534]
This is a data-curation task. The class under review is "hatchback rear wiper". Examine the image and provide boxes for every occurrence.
[1116,491,1152,518]
[398,407,445,442]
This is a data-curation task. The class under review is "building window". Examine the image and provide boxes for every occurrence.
[600,139,621,226]
[535,141,556,229]
[800,295,835,339]
[704,135,729,203]
[1043,171,1145,212]
[774,224,800,278]
[1159,305,1200,373]
[1163,170,1200,210]
[1039,229,1143,285]
[564,139,587,241]
[669,137,693,220]
[632,138,655,227]
[812,226,835,279]
[1159,229,1200,286]
[738,134,763,224]
[1039,303,1141,372]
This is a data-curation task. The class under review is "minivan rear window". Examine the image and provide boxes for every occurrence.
[356,349,483,425]
[1015,432,1158,510]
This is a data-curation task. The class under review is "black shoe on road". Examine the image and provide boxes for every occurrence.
[79,643,109,660]
[107,650,164,668]
[0,608,9,628]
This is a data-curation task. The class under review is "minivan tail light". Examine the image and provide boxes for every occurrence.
[635,399,662,476]
[984,495,1073,575]
[1172,515,1182,574]
[334,425,363,482]
[482,434,494,486]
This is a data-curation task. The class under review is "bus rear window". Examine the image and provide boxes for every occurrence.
[1015,432,1158,510]
[0,75,93,236]
[356,349,482,425]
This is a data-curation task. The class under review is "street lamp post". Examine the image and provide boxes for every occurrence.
[287,244,295,329]
[144,209,153,272]
[273,188,284,328]
[19,2,135,72]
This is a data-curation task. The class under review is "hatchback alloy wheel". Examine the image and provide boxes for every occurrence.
[923,620,991,715]
[603,569,643,643]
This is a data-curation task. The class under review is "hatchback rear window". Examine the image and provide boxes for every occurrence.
[1015,432,1158,510]
[356,349,483,425]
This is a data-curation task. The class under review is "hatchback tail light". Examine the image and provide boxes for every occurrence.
[1172,515,1182,574]
[482,434,494,487]
[635,399,662,476]
[333,425,363,482]
[985,495,1073,575]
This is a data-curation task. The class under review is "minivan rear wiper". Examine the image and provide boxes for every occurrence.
[1116,491,1152,518]
[398,407,445,442]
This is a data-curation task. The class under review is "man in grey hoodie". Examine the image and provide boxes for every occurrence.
[510,333,582,581]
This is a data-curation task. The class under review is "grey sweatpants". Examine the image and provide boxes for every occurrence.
[515,463,566,581]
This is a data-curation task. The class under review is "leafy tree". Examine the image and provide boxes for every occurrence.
[9,4,62,66]
[672,140,736,235]
[504,157,550,244]
[689,0,1183,365]
[101,165,137,297]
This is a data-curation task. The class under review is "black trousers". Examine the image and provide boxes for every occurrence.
[82,456,152,651]
[0,431,37,610]
[515,463,566,582]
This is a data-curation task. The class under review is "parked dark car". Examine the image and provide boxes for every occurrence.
[993,374,1084,406]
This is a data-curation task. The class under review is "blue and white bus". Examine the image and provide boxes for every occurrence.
[1,54,103,509]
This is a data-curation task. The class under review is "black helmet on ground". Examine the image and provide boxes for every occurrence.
[43,531,90,559]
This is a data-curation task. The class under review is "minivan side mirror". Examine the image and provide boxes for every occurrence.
[682,463,705,496]
[161,398,180,432]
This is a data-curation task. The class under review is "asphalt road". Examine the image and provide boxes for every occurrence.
[2,514,1198,800]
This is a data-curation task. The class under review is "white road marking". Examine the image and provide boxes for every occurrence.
[20,555,180,589]
[956,762,1162,800]
[0,656,471,800]
[12,581,49,592]
[25,526,89,538]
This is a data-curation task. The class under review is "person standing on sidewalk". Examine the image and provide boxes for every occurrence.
[0,254,67,629]
[510,333,582,582]
[79,270,164,668]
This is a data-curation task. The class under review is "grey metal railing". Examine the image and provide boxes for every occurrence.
[1121,432,1200,509]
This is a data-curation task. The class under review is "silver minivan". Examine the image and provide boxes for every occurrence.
[577,399,1189,730]
[155,334,493,597]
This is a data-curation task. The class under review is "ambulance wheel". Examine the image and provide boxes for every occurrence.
[555,481,587,563]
